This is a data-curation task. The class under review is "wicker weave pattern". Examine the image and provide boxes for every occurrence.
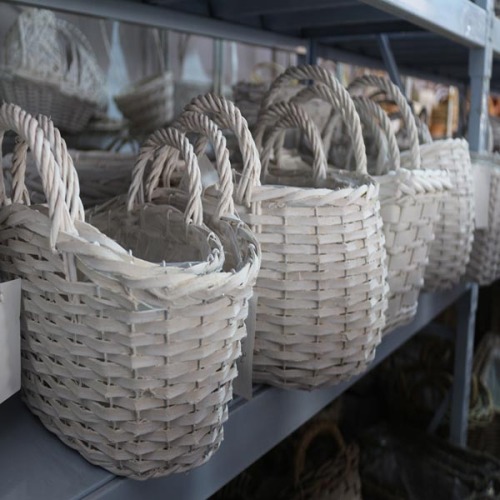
[409,139,475,290]
[467,154,500,285]
[0,103,258,479]
[350,96,450,332]
[349,75,474,291]
[114,72,175,133]
[186,78,388,389]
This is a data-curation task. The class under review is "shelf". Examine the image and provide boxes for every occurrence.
[0,283,475,500]
[4,0,500,90]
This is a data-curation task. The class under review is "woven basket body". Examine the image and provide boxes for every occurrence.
[0,104,257,479]
[467,154,500,285]
[411,139,475,290]
[114,72,175,132]
[187,69,388,390]
[1,9,105,133]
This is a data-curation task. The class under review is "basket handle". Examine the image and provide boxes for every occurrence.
[294,420,347,486]
[258,66,367,174]
[0,103,77,248]
[286,82,368,174]
[348,75,421,169]
[250,61,285,84]
[127,127,203,226]
[258,102,327,184]
[10,115,85,222]
[184,93,262,207]
[147,111,236,219]
[352,96,401,174]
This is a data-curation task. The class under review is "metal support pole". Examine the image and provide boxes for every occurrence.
[213,38,224,95]
[449,284,478,446]
[308,39,318,65]
[378,34,405,96]
[468,0,494,152]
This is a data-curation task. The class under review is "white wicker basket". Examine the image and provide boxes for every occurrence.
[467,153,500,285]
[0,103,260,479]
[187,69,388,390]
[0,9,106,133]
[114,71,175,133]
[349,76,475,292]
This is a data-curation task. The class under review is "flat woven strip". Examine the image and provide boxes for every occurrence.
[467,153,500,286]
[186,87,388,390]
[0,103,255,479]
[403,139,475,291]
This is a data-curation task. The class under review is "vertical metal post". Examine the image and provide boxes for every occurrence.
[449,284,478,446]
[378,34,405,96]
[308,38,318,65]
[468,0,494,152]
[213,38,224,94]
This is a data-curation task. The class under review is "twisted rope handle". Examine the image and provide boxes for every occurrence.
[348,75,421,169]
[294,420,347,486]
[258,102,327,184]
[258,66,367,173]
[286,82,368,174]
[0,103,76,248]
[184,93,262,207]
[250,61,285,84]
[11,115,85,222]
[148,111,236,219]
[352,96,401,174]
[128,127,203,226]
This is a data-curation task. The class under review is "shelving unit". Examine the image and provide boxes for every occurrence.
[0,0,493,498]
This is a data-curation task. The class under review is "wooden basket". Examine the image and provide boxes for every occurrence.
[187,66,388,390]
[467,153,500,285]
[0,103,257,479]
[1,9,105,133]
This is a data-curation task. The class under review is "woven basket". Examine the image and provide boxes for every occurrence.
[187,67,388,390]
[349,76,475,292]
[1,9,105,133]
[281,421,362,500]
[0,103,259,479]
[4,148,135,208]
[467,153,500,285]
[114,71,175,133]
[277,82,448,333]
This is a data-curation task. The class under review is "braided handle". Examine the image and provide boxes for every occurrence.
[353,96,401,174]
[184,93,261,207]
[258,102,327,184]
[149,111,235,220]
[250,61,285,84]
[287,82,368,174]
[0,103,77,248]
[294,420,347,486]
[348,75,421,169]
[128,127,203,226]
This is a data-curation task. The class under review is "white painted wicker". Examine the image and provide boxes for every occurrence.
[114,72,175,133]
[467,153,500,286]
[3,148,135,208]
[186,69,388,390]
[1,9,106,133]
[349,75,475,292]
[0,103,260,479]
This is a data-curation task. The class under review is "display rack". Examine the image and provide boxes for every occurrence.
[0,0,493,498]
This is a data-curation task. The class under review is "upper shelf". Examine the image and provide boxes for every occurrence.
[4,0,500,88]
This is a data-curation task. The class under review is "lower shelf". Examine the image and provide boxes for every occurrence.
[0,283,473,500]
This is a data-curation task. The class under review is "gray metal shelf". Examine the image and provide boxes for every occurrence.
[0,284,478,500]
